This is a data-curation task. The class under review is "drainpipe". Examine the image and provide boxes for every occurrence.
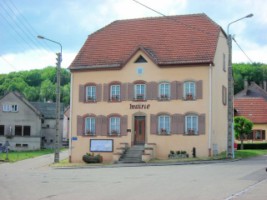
[208,63,213,157]
[69,73,73,162]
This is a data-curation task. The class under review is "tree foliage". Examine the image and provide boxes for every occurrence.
[234,116,253,150]
[0,66,70,105]
[233,63,267,94]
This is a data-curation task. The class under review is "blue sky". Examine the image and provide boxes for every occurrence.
[0,0,266,74]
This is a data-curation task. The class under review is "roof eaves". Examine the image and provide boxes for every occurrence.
[69,64,121,71]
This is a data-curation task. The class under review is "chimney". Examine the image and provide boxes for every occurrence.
[244,79,248,91]
[264,80,267,91]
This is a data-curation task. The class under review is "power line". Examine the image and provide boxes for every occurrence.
[6,0,54,52]
[232,37,253,63]
[0,1,45,54]
[132,0,225,39]
[0,55,17,71]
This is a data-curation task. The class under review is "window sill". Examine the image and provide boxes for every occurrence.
[183,133,199,136]
[157,133,171,136]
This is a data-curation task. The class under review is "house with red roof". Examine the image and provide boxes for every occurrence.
[234,81,267,141]
[69,14,229,163]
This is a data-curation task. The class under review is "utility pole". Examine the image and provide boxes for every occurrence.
[55,52,61,163]
[37,35,62,163]
[226,14,253,159]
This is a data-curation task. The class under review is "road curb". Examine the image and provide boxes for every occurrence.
[53,158,241,170]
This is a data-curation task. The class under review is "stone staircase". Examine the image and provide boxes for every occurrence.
[118,145,145,163]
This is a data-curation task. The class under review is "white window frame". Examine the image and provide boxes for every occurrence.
[86,85,96,101]
[159,82,170,99]
[134,84,146,100]
[185,115,198,134]
[109,117,120,135]
[158,115,171,134]
[184,81,196,100]
[2,104,18,112]
[110,85,120,100]
[85,117,96,135]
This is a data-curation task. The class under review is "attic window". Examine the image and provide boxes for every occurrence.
[135,55,147,63]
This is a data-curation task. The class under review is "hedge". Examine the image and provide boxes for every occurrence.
[237,143,267,150]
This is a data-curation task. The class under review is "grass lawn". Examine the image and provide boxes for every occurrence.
[0,149,54,162]
[234,149,267,159]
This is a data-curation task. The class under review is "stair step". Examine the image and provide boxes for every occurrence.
[118,145,145,163]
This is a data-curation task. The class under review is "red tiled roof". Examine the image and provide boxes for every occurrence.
[234,98,267,123]
[69,14,223,70]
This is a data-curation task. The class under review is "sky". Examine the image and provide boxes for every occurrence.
[0,0,266,74]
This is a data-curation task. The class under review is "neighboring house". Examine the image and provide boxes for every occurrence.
[69,14,229,163]
[0,91,64,151]
[234,81,267,141]
[30,102,64,149]
[63,106,70,145]
[0,92,42,150]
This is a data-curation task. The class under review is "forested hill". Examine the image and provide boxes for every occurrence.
[0,63,266,105]
[0,66,70,105]
[233,63,267,93]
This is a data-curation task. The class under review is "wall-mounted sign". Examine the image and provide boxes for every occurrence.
[72,137,78,141]
[90,139,113,152]
[130,104,150,109]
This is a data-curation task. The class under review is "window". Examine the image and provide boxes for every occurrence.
[86,85,96,101]
[23,126,31,136]
[185,115,198,134]
[110,85,120,101]
[0,125,4,136]
[16,144,21,147]
[22,144,28,147]
[15,125,22,136]
[222,86,227,105]
[135,55,147,63]
[159,83,170,100]
[2,104,18,112]
[134,84,146,100]
[109,117,120,135]
[253,130,266,140]
[158,115,170,134]
[85,117,96,135]
[184,82,195,100]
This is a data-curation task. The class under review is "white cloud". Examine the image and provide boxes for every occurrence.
[0,50,76,74]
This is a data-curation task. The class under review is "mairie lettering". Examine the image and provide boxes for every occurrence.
[130,104,150,109]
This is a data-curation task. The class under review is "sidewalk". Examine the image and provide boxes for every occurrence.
[53,158,240,169]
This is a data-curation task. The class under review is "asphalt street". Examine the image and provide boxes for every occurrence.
[0,151,267,200]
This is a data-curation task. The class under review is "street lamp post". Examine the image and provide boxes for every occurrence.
[37,35,62,163]
[227,14,253,159]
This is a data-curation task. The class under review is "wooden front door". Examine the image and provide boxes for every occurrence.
[134,116,145,144]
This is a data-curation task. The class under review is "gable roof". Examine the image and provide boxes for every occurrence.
[234,82,267,123]
[235,82,267,100]
[0,91,42,118]
[30,102,64,119]
[234,98,267,124]
[69,13,224,71]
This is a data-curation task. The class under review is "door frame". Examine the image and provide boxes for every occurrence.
[132,112,146,145]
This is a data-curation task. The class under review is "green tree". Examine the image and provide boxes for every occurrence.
[40,79,55,102]
[234,116,253,150]
[61,83,70,105]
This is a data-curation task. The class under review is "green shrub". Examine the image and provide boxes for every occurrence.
[82,153,103,164]
[237,143,267,150]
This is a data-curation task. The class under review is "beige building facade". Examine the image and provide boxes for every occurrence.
[69,14,228,163]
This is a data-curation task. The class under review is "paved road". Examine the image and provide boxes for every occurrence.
[0,152,267,200]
